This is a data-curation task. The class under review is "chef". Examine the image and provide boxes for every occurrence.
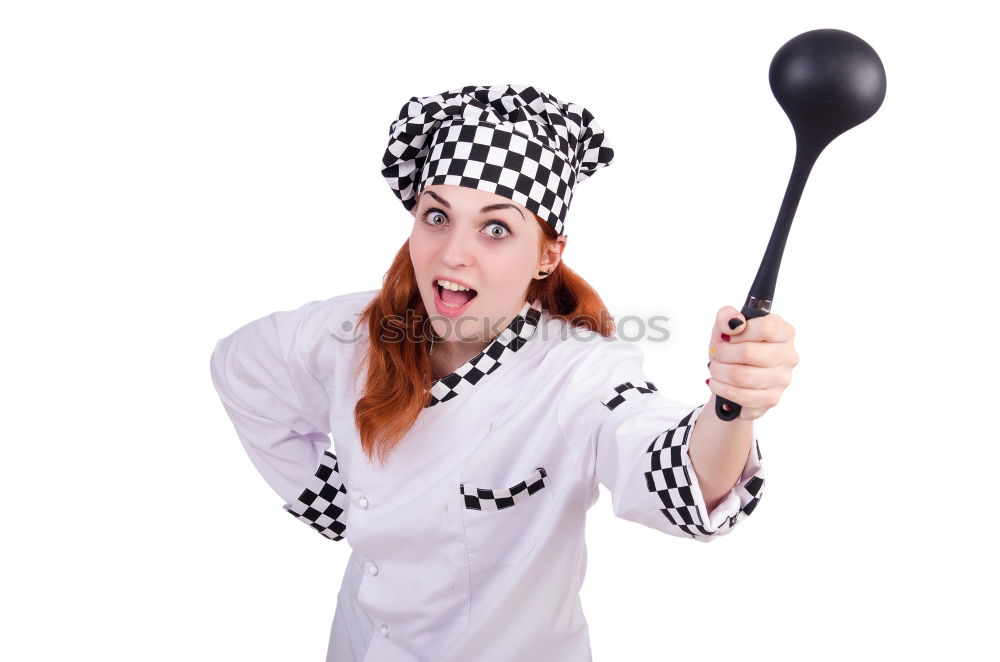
[210,84,798,661]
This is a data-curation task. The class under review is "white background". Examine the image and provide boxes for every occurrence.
[2,1,997,660]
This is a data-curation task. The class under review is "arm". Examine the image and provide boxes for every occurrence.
[691,304,798,512]
[557,340,765,542]
[209,298,349,540]
[688,393,755,512]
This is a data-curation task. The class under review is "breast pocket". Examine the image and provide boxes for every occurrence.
[458,466,553,574]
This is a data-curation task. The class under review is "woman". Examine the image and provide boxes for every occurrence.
[209,84,798,661]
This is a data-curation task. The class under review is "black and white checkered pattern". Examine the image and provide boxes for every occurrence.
[643,406,765,540]
[424,298,543,407]
[461,467,548,511]
[284,450,348,541]
[600,380,659,411]
[381,84,614,237]
[421,122,575,235]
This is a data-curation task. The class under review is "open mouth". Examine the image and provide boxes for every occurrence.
[435,281,478,307]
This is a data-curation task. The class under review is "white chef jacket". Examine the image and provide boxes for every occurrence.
[209,288,765,662]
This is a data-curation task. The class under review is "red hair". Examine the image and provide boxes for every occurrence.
[354,214,614,466]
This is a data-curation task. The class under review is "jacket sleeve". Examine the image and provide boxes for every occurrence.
[209,299,349,541]
[557,339,764,542]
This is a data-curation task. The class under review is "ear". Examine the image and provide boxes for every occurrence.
[539,235,567,272]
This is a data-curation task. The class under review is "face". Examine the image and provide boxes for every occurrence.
[408,184,563,343]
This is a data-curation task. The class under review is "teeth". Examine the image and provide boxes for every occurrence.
[436,279,473,292]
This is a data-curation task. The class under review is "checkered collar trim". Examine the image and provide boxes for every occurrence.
[424,298,543,408]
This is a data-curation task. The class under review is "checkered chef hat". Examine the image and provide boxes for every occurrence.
[381,84,615,236]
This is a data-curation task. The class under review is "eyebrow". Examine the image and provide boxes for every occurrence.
[424,190,525,222]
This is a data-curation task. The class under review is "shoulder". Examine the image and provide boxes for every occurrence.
[286,289,381,406]
[539,313,646,377]
[289,289,379,384]
[214,289,379,347]
[296,288,380,344]
[212,289,380,389]
[544,319,681,444]
[537,315,649,416]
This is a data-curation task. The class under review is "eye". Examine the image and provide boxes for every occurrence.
[484,221,511,240]
[422,208,447,226]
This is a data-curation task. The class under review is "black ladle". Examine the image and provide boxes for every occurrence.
[715,28,887,421]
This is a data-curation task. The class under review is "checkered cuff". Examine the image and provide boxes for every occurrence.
[283,450,348,541]
[643,403,764,541]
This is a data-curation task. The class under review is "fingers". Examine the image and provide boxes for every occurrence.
[726,312,795,344]
[708,307,797,419]
[708,361,793,390]
[707,379,783,414]
[710,337,787,369]
[715,306,746,342]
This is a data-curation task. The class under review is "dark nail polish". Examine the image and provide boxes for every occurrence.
[728,317,744,330]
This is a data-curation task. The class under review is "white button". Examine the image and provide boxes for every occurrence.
[366,561,379,576]
[379,624,389,637]
[357,496,369,508]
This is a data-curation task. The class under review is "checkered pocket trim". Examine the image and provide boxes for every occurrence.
[644,407,764,540]
[284,450,348,541]
[460,467,548,511]
[600,380,658,411]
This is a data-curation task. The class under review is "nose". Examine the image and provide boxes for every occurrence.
[439,223,475,269]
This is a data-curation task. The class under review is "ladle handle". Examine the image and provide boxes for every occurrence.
[714,300,772,421]
[713,141,815,423]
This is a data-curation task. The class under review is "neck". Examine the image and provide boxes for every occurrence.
[429,298,528,379]
[430,337,491,379]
